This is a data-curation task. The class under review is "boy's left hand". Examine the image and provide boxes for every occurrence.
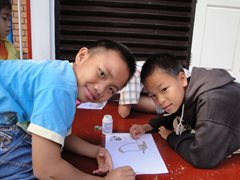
[158,126,173,140]
[93,147,113,176]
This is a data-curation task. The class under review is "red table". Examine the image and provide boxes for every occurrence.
[62,101,240,180]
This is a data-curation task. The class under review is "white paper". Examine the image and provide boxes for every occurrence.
[77,101,107,110]
[105,133,168,174]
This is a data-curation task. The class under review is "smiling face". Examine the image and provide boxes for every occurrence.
[143,68,188,114]
[0,7,11,39]
[73,47,129,103]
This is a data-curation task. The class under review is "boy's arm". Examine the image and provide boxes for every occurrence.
[65,134,136,176]
[64,134,103,158]
[166,96,235,168]
[118,95,158,118]
[149,114,176,132]
[130,111,178,138]
[166,121,230,169]
[32,134,103,180]
[118,104,132,118]
[64,134,112,175]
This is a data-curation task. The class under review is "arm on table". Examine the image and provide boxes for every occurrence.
[118,104,132,118]
[64,134,136,179]
[32,134,136,180]
[32,134,103,180]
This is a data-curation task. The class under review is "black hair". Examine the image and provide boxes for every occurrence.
[88,39,136,82]
[0,0,12,12]
[141,53,184,84]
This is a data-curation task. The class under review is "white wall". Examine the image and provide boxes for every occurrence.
[30,0,55,60]
[191,0,240,82]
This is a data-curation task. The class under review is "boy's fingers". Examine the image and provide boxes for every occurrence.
[98,152,104,157]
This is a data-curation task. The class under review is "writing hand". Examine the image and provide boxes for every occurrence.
[129,124,145,139]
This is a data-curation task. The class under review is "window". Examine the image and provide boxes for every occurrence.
[55,0,196,68]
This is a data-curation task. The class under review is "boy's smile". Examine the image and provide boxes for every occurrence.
[144,69,188,114]
[85,84,97,101]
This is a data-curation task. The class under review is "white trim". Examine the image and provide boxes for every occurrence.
[27,123,64,146]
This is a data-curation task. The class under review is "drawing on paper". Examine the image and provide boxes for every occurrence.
[105,133,169,174]
[110,135,122,141]
[118,141,147,154]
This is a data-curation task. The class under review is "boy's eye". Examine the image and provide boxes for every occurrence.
[161,88,167,92]
[1,16,10,22]
[149,94,156,99]
[1,16,7,21]
[98,69,105,78]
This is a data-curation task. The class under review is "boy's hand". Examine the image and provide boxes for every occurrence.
[93,147,113,175]
[129,124,146,139]
[105,166,136,180]
[158,126,173,140]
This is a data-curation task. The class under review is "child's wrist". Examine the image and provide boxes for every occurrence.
[143,124,152,132]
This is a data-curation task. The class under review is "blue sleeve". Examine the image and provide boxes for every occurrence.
[27,87,76,146]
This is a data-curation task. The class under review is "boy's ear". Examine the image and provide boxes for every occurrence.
[178,71,188,87]
[75,47,88,64]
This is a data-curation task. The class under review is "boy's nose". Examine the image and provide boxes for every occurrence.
[157,95,166,106]
[94,84,105,99]
[7,20,11,27]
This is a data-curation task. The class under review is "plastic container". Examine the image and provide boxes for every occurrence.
[102,114,113,134]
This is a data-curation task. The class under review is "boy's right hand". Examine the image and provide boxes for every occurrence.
[104,166,135,180]
[129,124,146,139]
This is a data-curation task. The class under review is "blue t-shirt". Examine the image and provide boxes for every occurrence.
[0,60,77,146]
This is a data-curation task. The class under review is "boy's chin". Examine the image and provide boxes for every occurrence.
[77,95,88,103]
[165,108,177,115]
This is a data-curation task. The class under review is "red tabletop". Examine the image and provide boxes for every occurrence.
[62,101,240,180]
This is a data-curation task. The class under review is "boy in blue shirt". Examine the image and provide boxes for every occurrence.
[0,39,136,179]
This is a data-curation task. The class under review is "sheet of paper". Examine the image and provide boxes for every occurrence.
[77,101,107,110]
[105,133,168,174]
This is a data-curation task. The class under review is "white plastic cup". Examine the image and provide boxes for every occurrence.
[102,114,113,135]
